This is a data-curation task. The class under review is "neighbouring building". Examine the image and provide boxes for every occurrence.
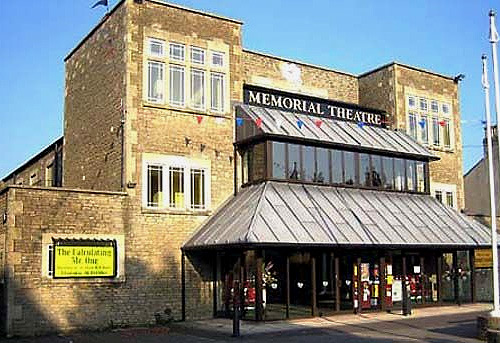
[0,0,494,336]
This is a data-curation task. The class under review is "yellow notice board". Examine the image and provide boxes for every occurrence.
[53,243,116,278]
[475,248,493,269]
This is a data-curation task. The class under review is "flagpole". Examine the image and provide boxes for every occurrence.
[490,11,500,317]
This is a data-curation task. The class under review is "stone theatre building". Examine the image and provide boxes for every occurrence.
[0,0,494,336]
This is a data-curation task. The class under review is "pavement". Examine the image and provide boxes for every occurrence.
[0,303,492,343]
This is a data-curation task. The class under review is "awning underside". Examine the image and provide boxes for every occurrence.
[184,182,492,249]
[236,104,437,160]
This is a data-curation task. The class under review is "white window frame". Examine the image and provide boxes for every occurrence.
[142,156,211,211]
[211,72,224,113]
[211,51,225,68]
[169,43,185,62]
[432,116,440,147]
[419,115,429,145]
[169,65,185,107]
[191,47,205,65]
[148,38,165,58]
[408,95,416,108]
[408,112,417,140]
[190,68,205,110]
[147,61,165,103]
[419,98,428,111]
[431,183,456,210]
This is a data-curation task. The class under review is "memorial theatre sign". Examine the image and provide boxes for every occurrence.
[243,85,387,127]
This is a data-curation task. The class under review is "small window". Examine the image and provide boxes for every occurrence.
[443,119,451,149]
[170,65,185,106]
[190,69,205,110]
[147,165,163,207]
[148,38,165,58]
[432,117,440,146]
[446,191,454,207]
[419,98,428,111]
[147,61,165,103]
[191,47,205,65]
[169,167,185,208]
[431,100,439,113]
[408,112,417,140]
[169,43,185,61]
[30,172,37,186]
[435,190,443,203]
[442,103,451,115]
[408,96,416,108]
[45,163,54,187]
[212,51,224,67]
[190,169,206,210]
[210,72,224,112]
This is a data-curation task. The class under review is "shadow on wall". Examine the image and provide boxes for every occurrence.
[7,251,214,337]
[184,251,215,320]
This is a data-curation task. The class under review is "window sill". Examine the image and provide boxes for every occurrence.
[428,146,455,153]
[142,102,229,117]
[141,207,212,216]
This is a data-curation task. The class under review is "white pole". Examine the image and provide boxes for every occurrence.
[483,53,500,317]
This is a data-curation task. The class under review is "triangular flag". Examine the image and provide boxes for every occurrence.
[482,120,487,125]
[196,115,203,124]
[297,119,304,129]
[439,120,446,127]
[236,118,244,127]
[91,0,108,8]
[255,117,263,128]
[418,119,426,128]
[314,119,323,128]
[357,122,365,128]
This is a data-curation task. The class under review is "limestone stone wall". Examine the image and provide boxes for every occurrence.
[358,65,396,124]
[242,50,358,103]
[63,4,127,191]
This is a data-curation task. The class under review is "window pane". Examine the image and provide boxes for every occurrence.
[416,162,426,193]
[304,146,315,182]
[382,156,394,190]
[147,165,163,207]
[242,150,250,184]
[371,155,382,187]
[170,65,184,106]
[435,191,443,203]
[272,142,286,179]
[288,144,301,180]
[332,150,343,183]
[149,39,164,57]
[148,61,164,102]
[212,51,224,67]
[359,153,371,187]
[408,96,416,108]
[191,69,205,109]
[344,151,356,185]
[169,43,185,61]
[419,98,427,111]
[316,148,330,184]
[446,192,454,207]
[45,164,54,187]
[211,73,224,112]
[394,158,405,191]
[169,167,184,208]
[420,115,428,144]
[443,119,451,148]
[191,47,205,64]
[408,113,417,140]
[431,100,439,113]
[442,103,450,114]
[406,160,416,192]
[191,169,205,209]
[432,117,440,146]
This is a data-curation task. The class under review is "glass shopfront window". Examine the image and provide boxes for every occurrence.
[245,141,429,194]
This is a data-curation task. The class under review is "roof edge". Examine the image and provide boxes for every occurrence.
[147,0,243,25]
[464,156,485,178]
[2,136,64,182]
[64,0,126,62]
[359,61,455,81]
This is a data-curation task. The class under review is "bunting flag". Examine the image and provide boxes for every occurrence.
[418,119,426,128]
[297,119,304,129]
[357,122,365,129]
[236,118,244,127]
[91,0,108,8]
[196,115,203,124]
[314,119,323,128]
[439,120,446,127]
[255,117,263,128]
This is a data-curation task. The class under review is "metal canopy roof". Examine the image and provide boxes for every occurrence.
[183,182,491,249]
[236,105,437,160]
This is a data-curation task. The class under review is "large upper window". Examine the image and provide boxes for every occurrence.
[169,65,185,106]
[260,141,429,193]
[190,69,205,110]
[211,73,224,112]
[147,61,164,103]
[143,157,210,211]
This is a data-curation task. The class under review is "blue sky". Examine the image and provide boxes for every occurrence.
[0,0,497,178]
